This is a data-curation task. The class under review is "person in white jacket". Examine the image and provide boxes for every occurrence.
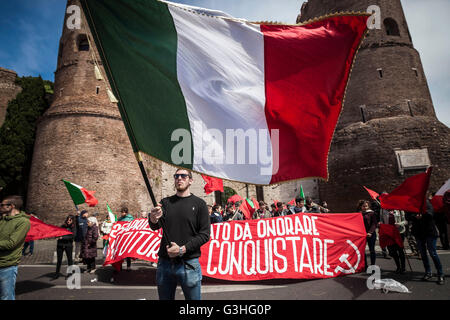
[100,215,114,253]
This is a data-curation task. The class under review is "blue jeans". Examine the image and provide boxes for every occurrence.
[156,257,202,300]
[0,265,18,300]
[416,236,443,276]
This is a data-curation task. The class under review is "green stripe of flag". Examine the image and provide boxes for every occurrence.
[246,198,255,209]
[106,203,116,223]
[81,0,193,167]
[63,179,86,205]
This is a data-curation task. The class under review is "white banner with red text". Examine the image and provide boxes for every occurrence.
[104,213,366,280]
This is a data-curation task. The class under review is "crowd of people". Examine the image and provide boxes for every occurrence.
[208,196,330,224]
[0,184,449,300]
[358,192,449,285]
[52,205,143,279]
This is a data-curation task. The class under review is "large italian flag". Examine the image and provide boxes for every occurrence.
[82,0,369,185]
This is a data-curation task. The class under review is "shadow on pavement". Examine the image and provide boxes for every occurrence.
[16,280,55,295]
[94,265,305,287]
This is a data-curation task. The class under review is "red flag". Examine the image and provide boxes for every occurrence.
[378,224,404,249]
[227,194,243,203]
[25,216,72,242]
[239,199,255,220]
[201,175,224,195]
[363,186,379,201]
[288,198,296,206]
[379,167,432,213]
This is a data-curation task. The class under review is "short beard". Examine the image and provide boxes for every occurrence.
[176,184,189,192]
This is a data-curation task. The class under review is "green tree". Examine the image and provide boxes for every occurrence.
[0,76,52,200]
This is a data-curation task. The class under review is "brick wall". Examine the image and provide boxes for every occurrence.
[0,67,22,127]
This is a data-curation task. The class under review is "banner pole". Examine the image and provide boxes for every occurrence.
[134,152,172,246]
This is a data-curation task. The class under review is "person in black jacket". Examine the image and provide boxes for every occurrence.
[149,169,210,300]
[357,200,378,270]
[74,210,88,263]
[406,200,445,285]
[53,215,76,279]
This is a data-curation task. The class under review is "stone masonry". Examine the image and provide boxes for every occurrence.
[0,67,22,127]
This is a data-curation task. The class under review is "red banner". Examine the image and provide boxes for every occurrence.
[104,214,366,281]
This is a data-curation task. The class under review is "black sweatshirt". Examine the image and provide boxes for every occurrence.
[149,194,210,260]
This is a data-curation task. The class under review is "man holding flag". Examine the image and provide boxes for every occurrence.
[149,169,210,300]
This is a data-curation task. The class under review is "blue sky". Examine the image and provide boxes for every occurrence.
[0,0,448,126]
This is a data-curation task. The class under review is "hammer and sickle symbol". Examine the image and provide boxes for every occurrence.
[334,240,361,274]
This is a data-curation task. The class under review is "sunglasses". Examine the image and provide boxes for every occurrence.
[173,173,190,179]
[0,203,11,207]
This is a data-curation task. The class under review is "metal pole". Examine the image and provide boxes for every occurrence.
[135,152,172,246]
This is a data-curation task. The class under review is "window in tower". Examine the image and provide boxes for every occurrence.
[412,68,419,77]
[377,68,383,78]
[384,18,400,36]
[96,86,100,95]
[77,34,89,51]
[360,105,366,123]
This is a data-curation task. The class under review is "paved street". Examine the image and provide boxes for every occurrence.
[15,238,450,301]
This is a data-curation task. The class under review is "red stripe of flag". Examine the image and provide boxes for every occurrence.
[261,15,369,183]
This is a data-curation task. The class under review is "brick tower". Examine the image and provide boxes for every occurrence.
[298,0,450,212]
[0,67,22,127]
[27,0,162,224]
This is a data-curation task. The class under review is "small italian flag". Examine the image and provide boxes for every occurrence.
[62,179,98,207]
[288,185,305,205]
[106,203,117,223]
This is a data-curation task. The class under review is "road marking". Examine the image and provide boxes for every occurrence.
[53,285,157,290]
[19,265,56,268]
[51,284,287,293]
